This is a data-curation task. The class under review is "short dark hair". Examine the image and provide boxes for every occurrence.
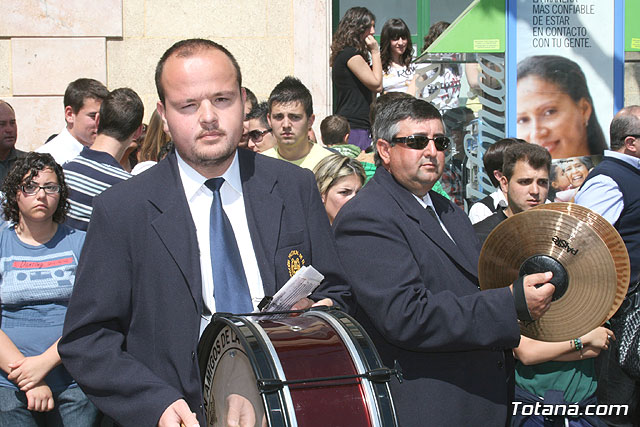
[373,96,442,166]
[1,152,70,225]
[609,105,640,150]
[244,87,258,112]
[155,38,242,105]
[502,142,552,181]
[245,102,269,128]
[97,88,144,142]
[369,92,413,127]
[63,78,109,114]
[268,76,313,117]
[483,138,528,187]
[320,115,350,146]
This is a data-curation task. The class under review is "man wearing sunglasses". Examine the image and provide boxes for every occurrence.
[333,96,556,427]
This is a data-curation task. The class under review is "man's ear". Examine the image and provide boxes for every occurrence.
[343,132,350,144]
[308,114,315,129]
[132,123,143,141]
[377,139,392,166]
[499,174,509,194]
[156,102,170,134]
[64,106,75,127]
[624,136,638,155]
[493,170,503,185]
[94,112,101,130]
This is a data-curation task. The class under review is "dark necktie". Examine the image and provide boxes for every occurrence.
[426,205,439,221]
[204,178,253,313]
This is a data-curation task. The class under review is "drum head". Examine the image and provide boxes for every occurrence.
[203,324,265,427]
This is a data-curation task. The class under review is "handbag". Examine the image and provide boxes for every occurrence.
[609,281,640,379]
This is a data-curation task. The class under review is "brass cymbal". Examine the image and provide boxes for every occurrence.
[479,209,618,341]
[532,202,630,319]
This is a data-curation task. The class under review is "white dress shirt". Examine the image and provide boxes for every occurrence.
[176,151,264,334]
[414,192,455,241]
[36,127,84,166]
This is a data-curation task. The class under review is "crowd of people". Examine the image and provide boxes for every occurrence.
[0,5,639,427]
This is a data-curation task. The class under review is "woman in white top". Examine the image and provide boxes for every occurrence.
[380,18,416,94]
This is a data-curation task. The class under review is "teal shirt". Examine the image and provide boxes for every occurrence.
[516,359,597,403]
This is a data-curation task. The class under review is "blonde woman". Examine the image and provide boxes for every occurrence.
[313,154,366,224]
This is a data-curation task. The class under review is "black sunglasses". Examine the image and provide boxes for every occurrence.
[391,135,450,151]
[248,128,272,142]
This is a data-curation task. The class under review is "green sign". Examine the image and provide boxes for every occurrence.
[626,0,640,51]
[427,0,505,53]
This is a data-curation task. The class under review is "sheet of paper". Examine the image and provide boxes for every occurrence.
[260,265,324,313]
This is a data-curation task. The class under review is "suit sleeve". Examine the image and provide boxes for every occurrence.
[333,204,520,352]
[59,197,183,426]
[301,169,355,313]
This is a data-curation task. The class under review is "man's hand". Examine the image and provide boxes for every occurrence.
[158,399,199,427]
[25,381,54,412]
[291,298,334,311]
[8,355,52,391]
[521,272,555,320]
[226,394,256,427]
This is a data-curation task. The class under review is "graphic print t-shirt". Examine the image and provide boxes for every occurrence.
[0,224,85,391]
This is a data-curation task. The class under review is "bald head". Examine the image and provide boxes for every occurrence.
[0,101,17,157]
[610,105,640,156]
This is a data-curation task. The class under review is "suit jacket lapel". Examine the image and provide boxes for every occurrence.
[432,192,479,277]
[148,154,203,311]
[376,168,477,277]
[238,149,283,297]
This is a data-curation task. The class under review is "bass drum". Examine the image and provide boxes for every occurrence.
[198,308,397,427]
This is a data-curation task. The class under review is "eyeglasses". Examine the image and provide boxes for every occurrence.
[248,128,272,142]
[391,135,450,151]
[21,183,61,195]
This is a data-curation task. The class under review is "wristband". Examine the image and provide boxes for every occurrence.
[573,338,583,351]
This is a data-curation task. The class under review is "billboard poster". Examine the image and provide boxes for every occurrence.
[513,0,617,161]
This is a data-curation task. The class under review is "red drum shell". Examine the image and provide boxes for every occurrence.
[198,309,397,427]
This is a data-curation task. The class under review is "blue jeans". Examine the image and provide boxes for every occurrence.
[0,385,98,426]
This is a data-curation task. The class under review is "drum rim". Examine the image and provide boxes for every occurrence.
[198,316,294,427]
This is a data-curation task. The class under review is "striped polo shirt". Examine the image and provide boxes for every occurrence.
[63,146,132,231]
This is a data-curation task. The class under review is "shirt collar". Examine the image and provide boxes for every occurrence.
[176,150,242,200]
[605,149,640,170]
[413,192,435,210]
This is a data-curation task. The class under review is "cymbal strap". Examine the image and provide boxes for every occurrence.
[513,275,533,321]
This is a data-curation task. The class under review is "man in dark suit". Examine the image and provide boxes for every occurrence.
[332,96,555,426]
[59,39,352,427]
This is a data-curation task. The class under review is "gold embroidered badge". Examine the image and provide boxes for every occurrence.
[287,250,305,277]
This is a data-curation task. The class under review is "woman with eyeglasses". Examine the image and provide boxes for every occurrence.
[0,152,97,425]
[331,6,383,151]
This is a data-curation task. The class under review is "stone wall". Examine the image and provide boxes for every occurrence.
[0,0,332,151]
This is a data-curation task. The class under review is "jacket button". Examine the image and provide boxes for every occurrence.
[497,360,504,369]
[191,351,196,360]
